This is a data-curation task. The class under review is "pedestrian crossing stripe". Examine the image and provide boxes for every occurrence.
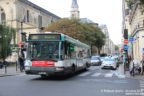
[78,72,91,76]
[78,72,126,78]
[91,73,101,77]
[140,86,144,88]
[104,73,113,78]
[118,75,126,78]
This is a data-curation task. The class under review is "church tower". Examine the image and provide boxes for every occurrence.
[71,0,80,18]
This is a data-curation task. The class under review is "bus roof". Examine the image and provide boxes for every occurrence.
[28,32,90,49]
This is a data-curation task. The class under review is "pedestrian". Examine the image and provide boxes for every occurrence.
[142,54,144,75]
[18,55,25,72]
[0,61,3,69]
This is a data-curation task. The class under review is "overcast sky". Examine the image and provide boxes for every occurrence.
[29,0,123,45]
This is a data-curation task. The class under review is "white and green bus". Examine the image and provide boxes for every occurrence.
[25,32,91,77]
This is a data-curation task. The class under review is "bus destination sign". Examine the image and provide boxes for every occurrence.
[29,34,61,40]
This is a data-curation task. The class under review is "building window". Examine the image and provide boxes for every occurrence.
[27,10,29,22]
[38,15,42,27]
[72,14,74,17]
[1,13,6,24]
[51,18,54,23]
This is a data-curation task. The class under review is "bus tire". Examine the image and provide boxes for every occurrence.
[71,65,76,75]
[84,63,89,71]
[40,75,47,78]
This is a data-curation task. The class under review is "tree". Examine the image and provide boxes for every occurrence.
[43,18,105,54]
[115,45,119,51]
[140,0,144,4]
[126,0,135,9]
[0,24,16,61]
[93,29,105,55]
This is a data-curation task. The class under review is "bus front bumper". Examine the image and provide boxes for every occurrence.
[25,66,71,75]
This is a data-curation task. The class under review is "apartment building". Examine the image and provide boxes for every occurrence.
[0,0,61,44]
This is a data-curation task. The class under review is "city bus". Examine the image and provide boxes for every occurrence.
[25,32,91,77]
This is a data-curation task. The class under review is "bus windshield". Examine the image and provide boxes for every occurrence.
[27,41,59,61]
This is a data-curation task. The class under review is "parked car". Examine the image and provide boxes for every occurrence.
[91,56,102,66]
[101,58,117,70]
[100,57,105,62]
[111,56,119,67]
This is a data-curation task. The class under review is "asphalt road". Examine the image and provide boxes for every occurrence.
[0,66,143,96]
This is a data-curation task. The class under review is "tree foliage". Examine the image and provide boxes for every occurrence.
[126,0,144,10]
[126,0,135,9]
[140,0,144,4]
[115,45,119,51]
[0,24,16,60]
[43,18,105,54]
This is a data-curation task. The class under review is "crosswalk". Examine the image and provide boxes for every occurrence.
[15,71,126,79]
[78,71,126,78]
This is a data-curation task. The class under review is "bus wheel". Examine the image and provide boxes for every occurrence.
[40,75,47,78]
[84,63,89,71]
[71,65,76,75]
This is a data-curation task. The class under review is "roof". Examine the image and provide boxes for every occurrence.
[99,24,107,29]
[20,0,61,19]
[81,18,95,23]
[72,0,79,8]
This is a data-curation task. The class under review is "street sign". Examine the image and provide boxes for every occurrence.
[129,37,134,42]
[124,44,129,50]
[124,39,129,44]
[143,48,144,53]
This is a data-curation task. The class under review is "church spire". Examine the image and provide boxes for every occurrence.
[71,0,80,18]
[72,0,79,8]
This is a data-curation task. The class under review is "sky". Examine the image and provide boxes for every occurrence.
[29,0,123,45]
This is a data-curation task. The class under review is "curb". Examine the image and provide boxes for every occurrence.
[0,74,18,77]
[0,73,23,77]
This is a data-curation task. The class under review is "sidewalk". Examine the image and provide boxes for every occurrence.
[114,63,144,79]
[0,66,24,77]
[123,61,144,80]
[115,63,126,78]
[125,70,144,80]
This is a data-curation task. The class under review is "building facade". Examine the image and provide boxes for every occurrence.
[0,0,61,44]
[123,0,144,61]
[99,24,115,56]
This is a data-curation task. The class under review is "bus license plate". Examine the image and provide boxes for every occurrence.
[38,72,46,75]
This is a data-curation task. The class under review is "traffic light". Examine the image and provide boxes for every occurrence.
[21,32,27,42]
[124,29,128,39]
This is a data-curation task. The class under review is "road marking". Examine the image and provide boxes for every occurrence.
[118,75,126,78]
[91,73,101,77]
[79,72,91,76]
[104,73,113,78]
[140,86,144,88]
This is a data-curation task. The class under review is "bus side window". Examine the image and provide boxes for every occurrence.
[64,42,70,59]
[61,42,65,60]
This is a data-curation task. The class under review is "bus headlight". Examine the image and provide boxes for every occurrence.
[25,60,32,66]
[25,66,30,70]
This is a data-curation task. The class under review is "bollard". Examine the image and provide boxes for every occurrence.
[16,61,17,71]
[4,65,7,74]
[132,62,134,77]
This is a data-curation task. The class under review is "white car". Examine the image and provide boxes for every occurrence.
[91,56,102,66]
[101,58,117,70]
